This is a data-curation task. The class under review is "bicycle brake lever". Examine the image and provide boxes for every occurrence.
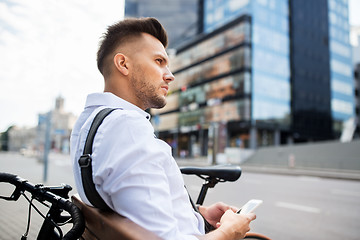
[0,186,22,201]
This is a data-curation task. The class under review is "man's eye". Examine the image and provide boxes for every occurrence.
[156,59,163,64]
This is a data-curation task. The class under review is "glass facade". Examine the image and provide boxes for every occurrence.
[152,1,292,152]
[290,0,333,141]
[172,21,251,72]
[250,0,290,125]
[203,0,291,125]
[290,0,354,140]
[204,0,251,33]
[125,0,199,48]
[151,16,255,155]
[149,0,354,154]
[179,99,250,126]
[172,16,252,127]
[328,0,354,122]
[173,47,251,90]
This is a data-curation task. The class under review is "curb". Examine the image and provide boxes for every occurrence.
[241,165,360,181]
[175,159,360,181]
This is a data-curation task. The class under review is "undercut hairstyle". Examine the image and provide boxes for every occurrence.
[97,17,168,76]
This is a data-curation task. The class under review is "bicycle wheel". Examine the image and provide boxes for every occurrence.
[243,232,272,240]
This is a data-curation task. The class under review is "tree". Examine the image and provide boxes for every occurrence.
[1,126,14,151]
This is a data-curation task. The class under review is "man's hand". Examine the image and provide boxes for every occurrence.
[217,210,256,239]
[196,208,256,240]
[198,202,238,227]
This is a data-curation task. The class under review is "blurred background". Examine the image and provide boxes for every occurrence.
[1,0,359,161]
[1,0,360,239]
[0,0,360,170]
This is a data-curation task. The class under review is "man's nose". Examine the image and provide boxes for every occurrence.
[164,67,175,83]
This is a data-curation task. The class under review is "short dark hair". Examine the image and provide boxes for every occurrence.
[97,17,168,76]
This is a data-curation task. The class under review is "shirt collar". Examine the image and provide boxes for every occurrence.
[85,92,151,120]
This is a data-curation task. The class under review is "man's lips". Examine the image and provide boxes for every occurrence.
[161,85,169,94]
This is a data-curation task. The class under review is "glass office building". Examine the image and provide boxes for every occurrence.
[152,1,291,156]
[148,0,354,156]
[328,0,354,132]
[204,0,291,128]
[290,0,354,141]
[125,0,199,48]
[155,0,290,155]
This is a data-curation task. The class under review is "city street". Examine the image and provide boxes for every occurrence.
[1,152,360,240]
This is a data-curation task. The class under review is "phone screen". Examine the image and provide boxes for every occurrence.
[237,199,263,214]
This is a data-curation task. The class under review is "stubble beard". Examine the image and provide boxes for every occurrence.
[130,73,167,109]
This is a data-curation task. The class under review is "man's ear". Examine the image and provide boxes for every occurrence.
[113,53,129,76]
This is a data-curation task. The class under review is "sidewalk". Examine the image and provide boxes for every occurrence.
[175,157,360,181]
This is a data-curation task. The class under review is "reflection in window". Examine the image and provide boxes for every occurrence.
[252,100,290,124]
[172,22,251,72]
[330,40,351,58]
[331,59,352,77]
[253,24,289,55]
[332,79,352,95]
[253,72,290,101]
[253,48,290,78]
[174,47,251,90]
[179,99,251,127]
[179,73,251,108]
[331,99,353,115]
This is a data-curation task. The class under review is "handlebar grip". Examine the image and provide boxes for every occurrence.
[0,172,20,185]
[61,199,85,240]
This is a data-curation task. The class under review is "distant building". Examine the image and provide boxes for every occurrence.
[6,97,76,154]
[37,96,77,154]
[124,0,200,48]
[351,26,360,65]
[351,26,360,138]
[8,126,37,152]
[354,64,360,137]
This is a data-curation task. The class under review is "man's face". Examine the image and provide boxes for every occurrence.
[128,33,174,110]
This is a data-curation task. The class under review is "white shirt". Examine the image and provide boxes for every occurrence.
[70,92,205,240]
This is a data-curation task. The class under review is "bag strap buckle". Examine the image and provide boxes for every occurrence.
[78,154,92,168]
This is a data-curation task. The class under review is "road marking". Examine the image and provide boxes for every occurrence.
[275,201,321,213]
[331,189,360,197]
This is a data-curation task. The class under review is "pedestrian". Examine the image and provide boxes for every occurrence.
[70,17,256,240]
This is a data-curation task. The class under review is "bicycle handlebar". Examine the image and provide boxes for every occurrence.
[0,172,85,240]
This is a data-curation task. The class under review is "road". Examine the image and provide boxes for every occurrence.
[184,170,360,240]
[1,152,360,240]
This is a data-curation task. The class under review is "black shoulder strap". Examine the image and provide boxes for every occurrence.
[185,186,215,233]
[78,108,116,211]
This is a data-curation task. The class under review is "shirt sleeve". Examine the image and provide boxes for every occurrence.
[90,110,199,240]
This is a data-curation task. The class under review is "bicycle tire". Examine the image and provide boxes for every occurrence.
[244,232,272,240]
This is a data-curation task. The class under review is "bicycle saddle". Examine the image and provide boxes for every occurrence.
[180,165,241,182]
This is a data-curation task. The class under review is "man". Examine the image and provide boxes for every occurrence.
[71,17,256,240]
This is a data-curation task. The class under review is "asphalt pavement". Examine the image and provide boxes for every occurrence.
[1,152,359,239]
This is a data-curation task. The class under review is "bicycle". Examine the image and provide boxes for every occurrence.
[1,165,271,240]
[0,172,85,240]
[72,165,271,239]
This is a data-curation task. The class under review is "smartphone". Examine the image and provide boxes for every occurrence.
[237,199,263,214]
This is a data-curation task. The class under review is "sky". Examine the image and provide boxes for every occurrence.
[0,0,124,132]
[0,0,359,132]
